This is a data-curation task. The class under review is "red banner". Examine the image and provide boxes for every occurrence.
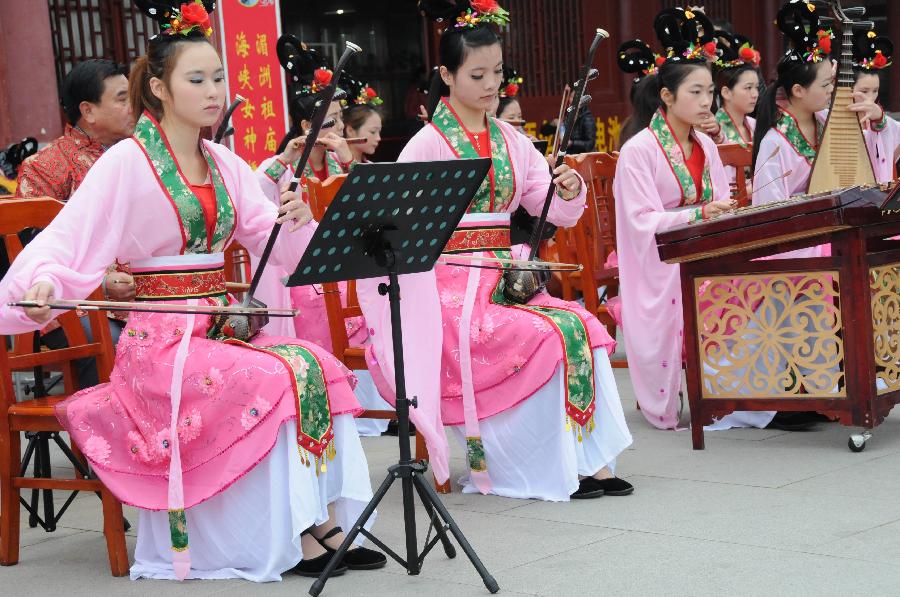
[217,0,288,170]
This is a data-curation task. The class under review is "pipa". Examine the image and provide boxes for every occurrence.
[807,1,876,194]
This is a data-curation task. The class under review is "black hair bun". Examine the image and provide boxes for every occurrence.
[853,27,894,71]
[654,7,716,64]
[776,0,819,52]
[418,0,468,21]
[617,39,656,75]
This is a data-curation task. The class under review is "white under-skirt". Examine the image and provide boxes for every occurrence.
[450,349,633,502]
[353,369,391,436]
[130,414,374,582]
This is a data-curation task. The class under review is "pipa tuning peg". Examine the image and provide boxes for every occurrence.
[333,89,348,101]
[321,118,336,129]
[223,126,234,138]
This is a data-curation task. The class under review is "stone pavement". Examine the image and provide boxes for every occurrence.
[5,368,900,597]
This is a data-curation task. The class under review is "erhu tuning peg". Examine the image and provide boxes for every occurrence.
[587,68,600,81]
[321,118,336,129]
[333,89,348,101]
[842,6,866,18]
[851,20,875,30]
[578,94,592,107]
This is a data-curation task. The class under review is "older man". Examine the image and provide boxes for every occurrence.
[16,59,135,386]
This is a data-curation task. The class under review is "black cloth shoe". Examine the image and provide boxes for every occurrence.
[316,527,387,570]
[766,411,821,431]
[291,551,348,577]
[384,419,417,436]
[570,477,605,499]
[593,477,634,496]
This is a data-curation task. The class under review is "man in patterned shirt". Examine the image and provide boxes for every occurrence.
[16,59,135,386]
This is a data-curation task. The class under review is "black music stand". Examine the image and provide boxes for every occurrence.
[289,159,500,596]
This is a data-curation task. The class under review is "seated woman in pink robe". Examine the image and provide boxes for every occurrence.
[0,5,384,581]
[852,28,899,184]
[711,31,760,188]
[357,0,634,502]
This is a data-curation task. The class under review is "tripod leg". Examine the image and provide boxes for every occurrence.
[309,469,397,597]
[414,475,500,594]
[401,472,420,575]
[412,473,456,559]
[40,434,56,532]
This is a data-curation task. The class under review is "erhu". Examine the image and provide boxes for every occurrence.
[502,28,608,304]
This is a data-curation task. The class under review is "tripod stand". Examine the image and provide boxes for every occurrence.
[282,160,499,596]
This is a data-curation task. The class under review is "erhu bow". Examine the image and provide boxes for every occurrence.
[502,28,609,304]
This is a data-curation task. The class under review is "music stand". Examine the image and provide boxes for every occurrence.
[289,159,500,596]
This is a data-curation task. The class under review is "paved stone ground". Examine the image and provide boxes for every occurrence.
[5,367,900,597]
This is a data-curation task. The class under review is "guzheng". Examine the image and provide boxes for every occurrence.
[655,180,900,453]
[657,184,895,263]
[807,1,877,194]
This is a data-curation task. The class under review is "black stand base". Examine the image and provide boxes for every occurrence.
[308,269,498,596]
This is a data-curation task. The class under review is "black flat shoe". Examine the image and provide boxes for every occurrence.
[766,411,820,432]
[291,550,348,577]
[315,527,388,570]
[593,477,634,496]
[571,477,605,499]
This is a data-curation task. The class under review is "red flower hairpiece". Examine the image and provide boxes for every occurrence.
[163,1,213,38]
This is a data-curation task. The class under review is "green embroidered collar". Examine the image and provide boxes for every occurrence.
[648,109,713,206]
[775,107,824,165]
[133,112,235,254]
[430,98,516,213]
[716,109,751,148]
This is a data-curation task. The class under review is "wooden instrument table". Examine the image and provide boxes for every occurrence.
[656,184,900,452]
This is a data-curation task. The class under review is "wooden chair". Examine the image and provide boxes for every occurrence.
[717,143,753,208]
[553,152,626,367]
[0,198,128,576]
[306,175,450,494]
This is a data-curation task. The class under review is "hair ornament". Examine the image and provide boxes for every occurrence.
[500,65,522,98]
[776,0,832,66]
[653,7,717,65]
[418,0,509,30]
[853,26,893,71]
[714,31,761,68]
[136,1,215,40]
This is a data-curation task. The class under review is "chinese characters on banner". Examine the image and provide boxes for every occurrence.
[217,0,287,170]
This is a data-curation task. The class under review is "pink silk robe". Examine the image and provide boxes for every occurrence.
[752,109,829,259]
[253,154,367,352]
[864,112,900,184]
[613,128,730,429]
[0,138,360,511]
[357,118,613,483]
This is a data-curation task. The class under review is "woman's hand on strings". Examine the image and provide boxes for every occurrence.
[848,91,884,128]
[22,281,55,324]
[317,132,353,164]
[552,163,582,200]
[703,199,736,220]
[277,187,313,232]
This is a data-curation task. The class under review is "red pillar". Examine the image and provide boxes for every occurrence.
[0,2,62,146]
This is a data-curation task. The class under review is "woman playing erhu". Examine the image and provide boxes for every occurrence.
[0,0,383,580]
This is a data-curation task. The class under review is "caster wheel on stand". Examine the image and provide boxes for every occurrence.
[848,430,871,453]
